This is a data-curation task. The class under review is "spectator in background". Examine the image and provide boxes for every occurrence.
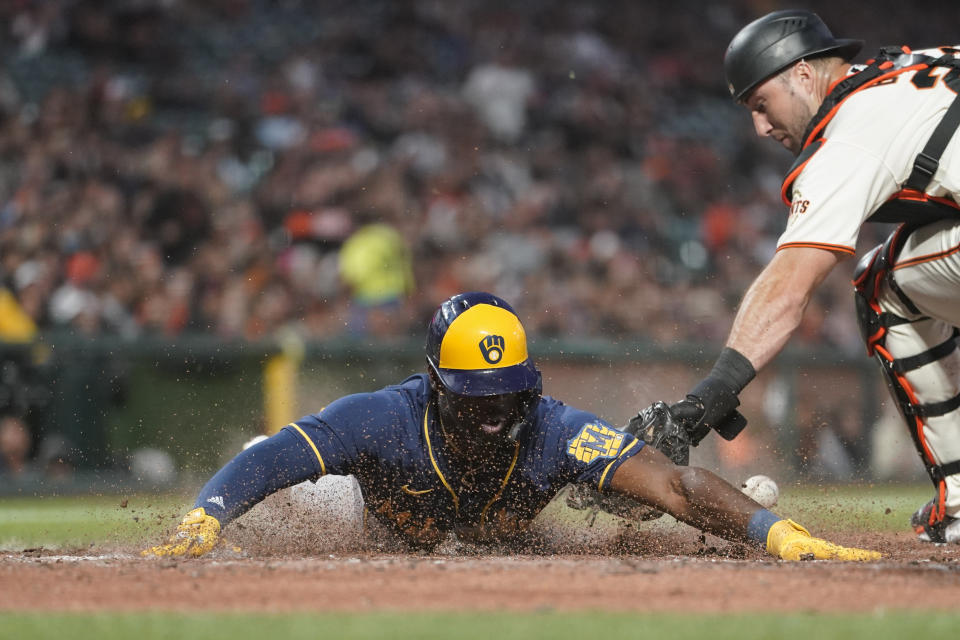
[462,58,535,145]
[339,222,415,337]
[0,0,950,350]
[47,250,102,335]
[0,285,40,484]
[0,284,37,343]
[0,415,33,478]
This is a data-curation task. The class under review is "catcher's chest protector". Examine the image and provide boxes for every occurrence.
[853,226,960,527]
[783,46,960,226]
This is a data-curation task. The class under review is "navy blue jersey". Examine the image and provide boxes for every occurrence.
[196,374,643,547]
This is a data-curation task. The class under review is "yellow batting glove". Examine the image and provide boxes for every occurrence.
[142,507,221,558]
[766,519,880,561]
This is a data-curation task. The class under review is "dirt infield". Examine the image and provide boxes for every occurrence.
[4,530,960,613]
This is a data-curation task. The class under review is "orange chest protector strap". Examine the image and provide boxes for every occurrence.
[783,47,960,225]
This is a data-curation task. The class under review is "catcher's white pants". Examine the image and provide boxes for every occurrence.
[878,220,960,514]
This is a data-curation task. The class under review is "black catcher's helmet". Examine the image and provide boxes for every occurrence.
[724,9,862,101]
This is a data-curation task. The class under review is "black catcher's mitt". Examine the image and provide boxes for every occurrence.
[622,401,693,466]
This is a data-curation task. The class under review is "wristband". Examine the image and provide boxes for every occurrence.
[746,508,781,545]
[710,347,756,393]
[685,349,756,442]
[687,375,740,431]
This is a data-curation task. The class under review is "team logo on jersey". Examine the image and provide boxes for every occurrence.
[789,188,810,220]
[567,423,626,464]
[478,335,505,364]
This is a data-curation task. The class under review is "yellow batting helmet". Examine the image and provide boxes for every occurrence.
[426,292,542,397]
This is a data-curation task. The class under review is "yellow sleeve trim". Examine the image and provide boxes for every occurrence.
[288,423,327,476]
[597,439,640,491]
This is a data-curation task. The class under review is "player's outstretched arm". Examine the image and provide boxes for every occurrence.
[142,429,324,558]
[674,247,845,445]
[608,446,880,561]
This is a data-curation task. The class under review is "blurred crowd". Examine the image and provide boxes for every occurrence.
[2,0,956,482]
[5,0,943,349]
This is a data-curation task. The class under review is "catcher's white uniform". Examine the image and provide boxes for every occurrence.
[780,47,960,253]
[782,46,960,536]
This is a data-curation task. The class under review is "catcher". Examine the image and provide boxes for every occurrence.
[144,292,878,561]
[626,10,960,545]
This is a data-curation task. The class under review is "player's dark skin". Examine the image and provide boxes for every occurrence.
[429,369,521,477]
[609,447,758,543]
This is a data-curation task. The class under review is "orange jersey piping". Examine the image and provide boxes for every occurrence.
[894,242,960,270]
[777,241,856,255]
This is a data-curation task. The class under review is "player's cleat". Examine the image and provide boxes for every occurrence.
[766,519,881,561]
[142,507,221,558]
[911,498,960,543]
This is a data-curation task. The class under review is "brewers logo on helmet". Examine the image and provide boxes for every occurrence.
[426,292,542,398]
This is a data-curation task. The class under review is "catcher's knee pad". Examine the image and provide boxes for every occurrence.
[854,229,960,525]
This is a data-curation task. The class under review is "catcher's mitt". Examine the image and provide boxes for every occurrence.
[623,400,693,466]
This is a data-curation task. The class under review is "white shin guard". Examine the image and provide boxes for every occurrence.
[880,318,960,515]
[864,222,960,520]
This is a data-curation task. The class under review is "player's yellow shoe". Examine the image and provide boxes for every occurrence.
[766,519,880,561]
[142,507,221,558]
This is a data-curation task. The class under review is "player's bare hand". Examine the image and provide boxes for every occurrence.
[767,519,881,562]
[142,507,221,558]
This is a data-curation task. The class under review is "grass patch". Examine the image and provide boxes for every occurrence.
[0,493,191,550]
[776,482,932,532]
[0,611,957,640]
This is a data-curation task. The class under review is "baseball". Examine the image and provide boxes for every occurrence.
[741,474,779,508]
